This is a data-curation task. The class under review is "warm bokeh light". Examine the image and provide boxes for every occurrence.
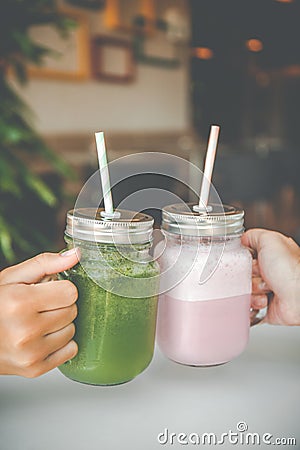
[275,0,294,3]
[282,65,300,77]
[246,39,263,52]
[192,47,214,60]
[256,71,270,87]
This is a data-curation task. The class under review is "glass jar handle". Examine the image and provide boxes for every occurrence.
[57,249,73,280]
[248,244,272,326]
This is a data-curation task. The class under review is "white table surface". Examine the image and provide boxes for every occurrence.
[0,324,300,450]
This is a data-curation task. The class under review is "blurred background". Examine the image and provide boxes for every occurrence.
[1,4,300,450]
[1,0,300,267]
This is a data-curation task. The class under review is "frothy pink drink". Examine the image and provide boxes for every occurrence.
[156,203,252,366]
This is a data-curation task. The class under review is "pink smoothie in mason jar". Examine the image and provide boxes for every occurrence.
[156,203,252,366]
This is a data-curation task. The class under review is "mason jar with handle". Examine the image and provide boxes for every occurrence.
[59,208,159,385]
[156,203,264,367]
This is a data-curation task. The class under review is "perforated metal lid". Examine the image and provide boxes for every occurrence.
[65,208,154,244]
[162,203,244,236]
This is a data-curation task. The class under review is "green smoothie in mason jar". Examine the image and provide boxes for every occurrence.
[58,208,159,386]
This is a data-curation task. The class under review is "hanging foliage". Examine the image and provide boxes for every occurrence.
[0,0,75,265]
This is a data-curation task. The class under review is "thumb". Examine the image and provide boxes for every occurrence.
[241,228,266,254]
[0,248,80,285]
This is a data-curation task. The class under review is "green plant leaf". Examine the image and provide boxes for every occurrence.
[0,1,77,264]
[24,174,57,206]
[0,217,14,263]
[0,157,21,197]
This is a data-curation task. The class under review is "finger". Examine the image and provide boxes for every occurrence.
[42,340,78,373]
[251,294,268,310]
[243,229,299,257]
[252,277,271,295]
[263,293,295,326]
[40,303,78,335]
[252,259,261,277]
[0,249,80,285]
[30,280,78,312]
[24,340,78,378]
[42,323,76,357]
[241,228,267,253]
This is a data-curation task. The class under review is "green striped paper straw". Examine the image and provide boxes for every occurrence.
[95,131,119,219]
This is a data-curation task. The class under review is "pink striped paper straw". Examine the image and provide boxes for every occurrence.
[194,125,220,212]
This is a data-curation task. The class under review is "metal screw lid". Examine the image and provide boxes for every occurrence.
[162,203,244,237]
[65,208,154,244]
